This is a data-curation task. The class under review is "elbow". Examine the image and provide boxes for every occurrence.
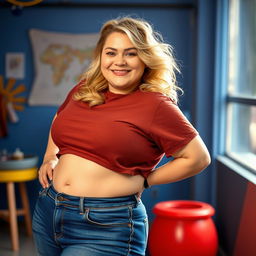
[189,152,211,176]
[197,151,211,172]
[202,152,211,169]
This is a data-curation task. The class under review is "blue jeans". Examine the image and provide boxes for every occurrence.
[32,184,148,256]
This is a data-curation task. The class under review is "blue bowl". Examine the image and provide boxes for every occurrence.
[0,155,39,170]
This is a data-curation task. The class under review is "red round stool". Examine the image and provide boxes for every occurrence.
[148,200,218,256]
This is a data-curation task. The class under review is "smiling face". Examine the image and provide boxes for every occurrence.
[101,32,146,94]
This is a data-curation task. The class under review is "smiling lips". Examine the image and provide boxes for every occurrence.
[111,70,131,76]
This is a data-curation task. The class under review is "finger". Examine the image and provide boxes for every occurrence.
[39,167,50,188]
[136,191,142,199]
[38,169,42,185]
[47,168,53,181]
[41,168,50,188]
[38,168,46,187]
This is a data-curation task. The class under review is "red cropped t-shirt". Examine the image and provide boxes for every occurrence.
[51,83,198,178]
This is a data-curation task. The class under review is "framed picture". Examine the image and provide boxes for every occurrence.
[5,52,25,79]
[28,29,98,106]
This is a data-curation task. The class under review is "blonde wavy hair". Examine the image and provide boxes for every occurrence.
[74,16,181,106]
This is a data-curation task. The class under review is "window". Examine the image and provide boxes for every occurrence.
[226,0,256,171]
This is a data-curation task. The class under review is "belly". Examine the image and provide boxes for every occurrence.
[52,154,144,197]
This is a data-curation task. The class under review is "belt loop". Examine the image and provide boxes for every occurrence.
[79,197,85,214]
[44,183,51,195]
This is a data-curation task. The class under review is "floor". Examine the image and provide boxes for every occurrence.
[0,221,36,256]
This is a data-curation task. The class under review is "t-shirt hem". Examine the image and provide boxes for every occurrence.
[165,132,198,158]
[57,150,150,177]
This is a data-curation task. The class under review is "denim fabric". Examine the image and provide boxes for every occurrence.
[32,184,148,256]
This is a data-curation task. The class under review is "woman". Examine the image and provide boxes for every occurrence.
[32,17,211,256]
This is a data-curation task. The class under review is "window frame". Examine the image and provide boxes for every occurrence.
[214,0,256,183]
[225,0,256,173]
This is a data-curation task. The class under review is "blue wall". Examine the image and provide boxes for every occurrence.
[191,0,216,204]
[0,0,215,223]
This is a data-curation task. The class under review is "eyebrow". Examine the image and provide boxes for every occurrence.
[103,47,137,51]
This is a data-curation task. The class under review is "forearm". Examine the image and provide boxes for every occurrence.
[43,115,59,164]
[147,157,207,186]
[43,140,59,165]
[43,152,58,164]
[147,136,211,186]
[39,116,59,187]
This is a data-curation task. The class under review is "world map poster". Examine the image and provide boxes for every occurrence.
[28,29,99,105]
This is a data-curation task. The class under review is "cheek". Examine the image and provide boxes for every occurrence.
[137,63,145,77]
[101,61,110,79]
[133,59,145,72]
[101,58,106,69]
[101,54,108,69]
[101,61,110,75]
[101,55,112,68]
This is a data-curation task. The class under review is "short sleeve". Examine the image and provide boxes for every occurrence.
[57,82,82,114]
[150,99,198,157]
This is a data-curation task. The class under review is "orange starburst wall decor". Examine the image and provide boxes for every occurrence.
[0,75,26,137]
[6,0,43,7]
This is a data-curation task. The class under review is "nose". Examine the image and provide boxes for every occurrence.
[114,54,126,66]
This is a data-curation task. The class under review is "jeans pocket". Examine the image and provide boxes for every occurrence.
[84,205,132,227]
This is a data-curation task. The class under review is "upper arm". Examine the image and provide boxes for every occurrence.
[150,99,198,157]
[44,115,59,158]
[172,135,211,167]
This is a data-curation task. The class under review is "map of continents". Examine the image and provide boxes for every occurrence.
[40,44,93,86]
[29,29,99,106]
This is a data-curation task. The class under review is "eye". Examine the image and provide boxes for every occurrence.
[105,51,116,56]
[125,52,137,57]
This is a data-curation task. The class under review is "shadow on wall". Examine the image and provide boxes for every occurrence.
[216,160,256,256]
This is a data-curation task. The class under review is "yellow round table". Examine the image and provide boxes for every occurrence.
[0,167,38,251]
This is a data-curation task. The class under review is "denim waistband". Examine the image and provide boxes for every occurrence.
[42,184,139,213]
